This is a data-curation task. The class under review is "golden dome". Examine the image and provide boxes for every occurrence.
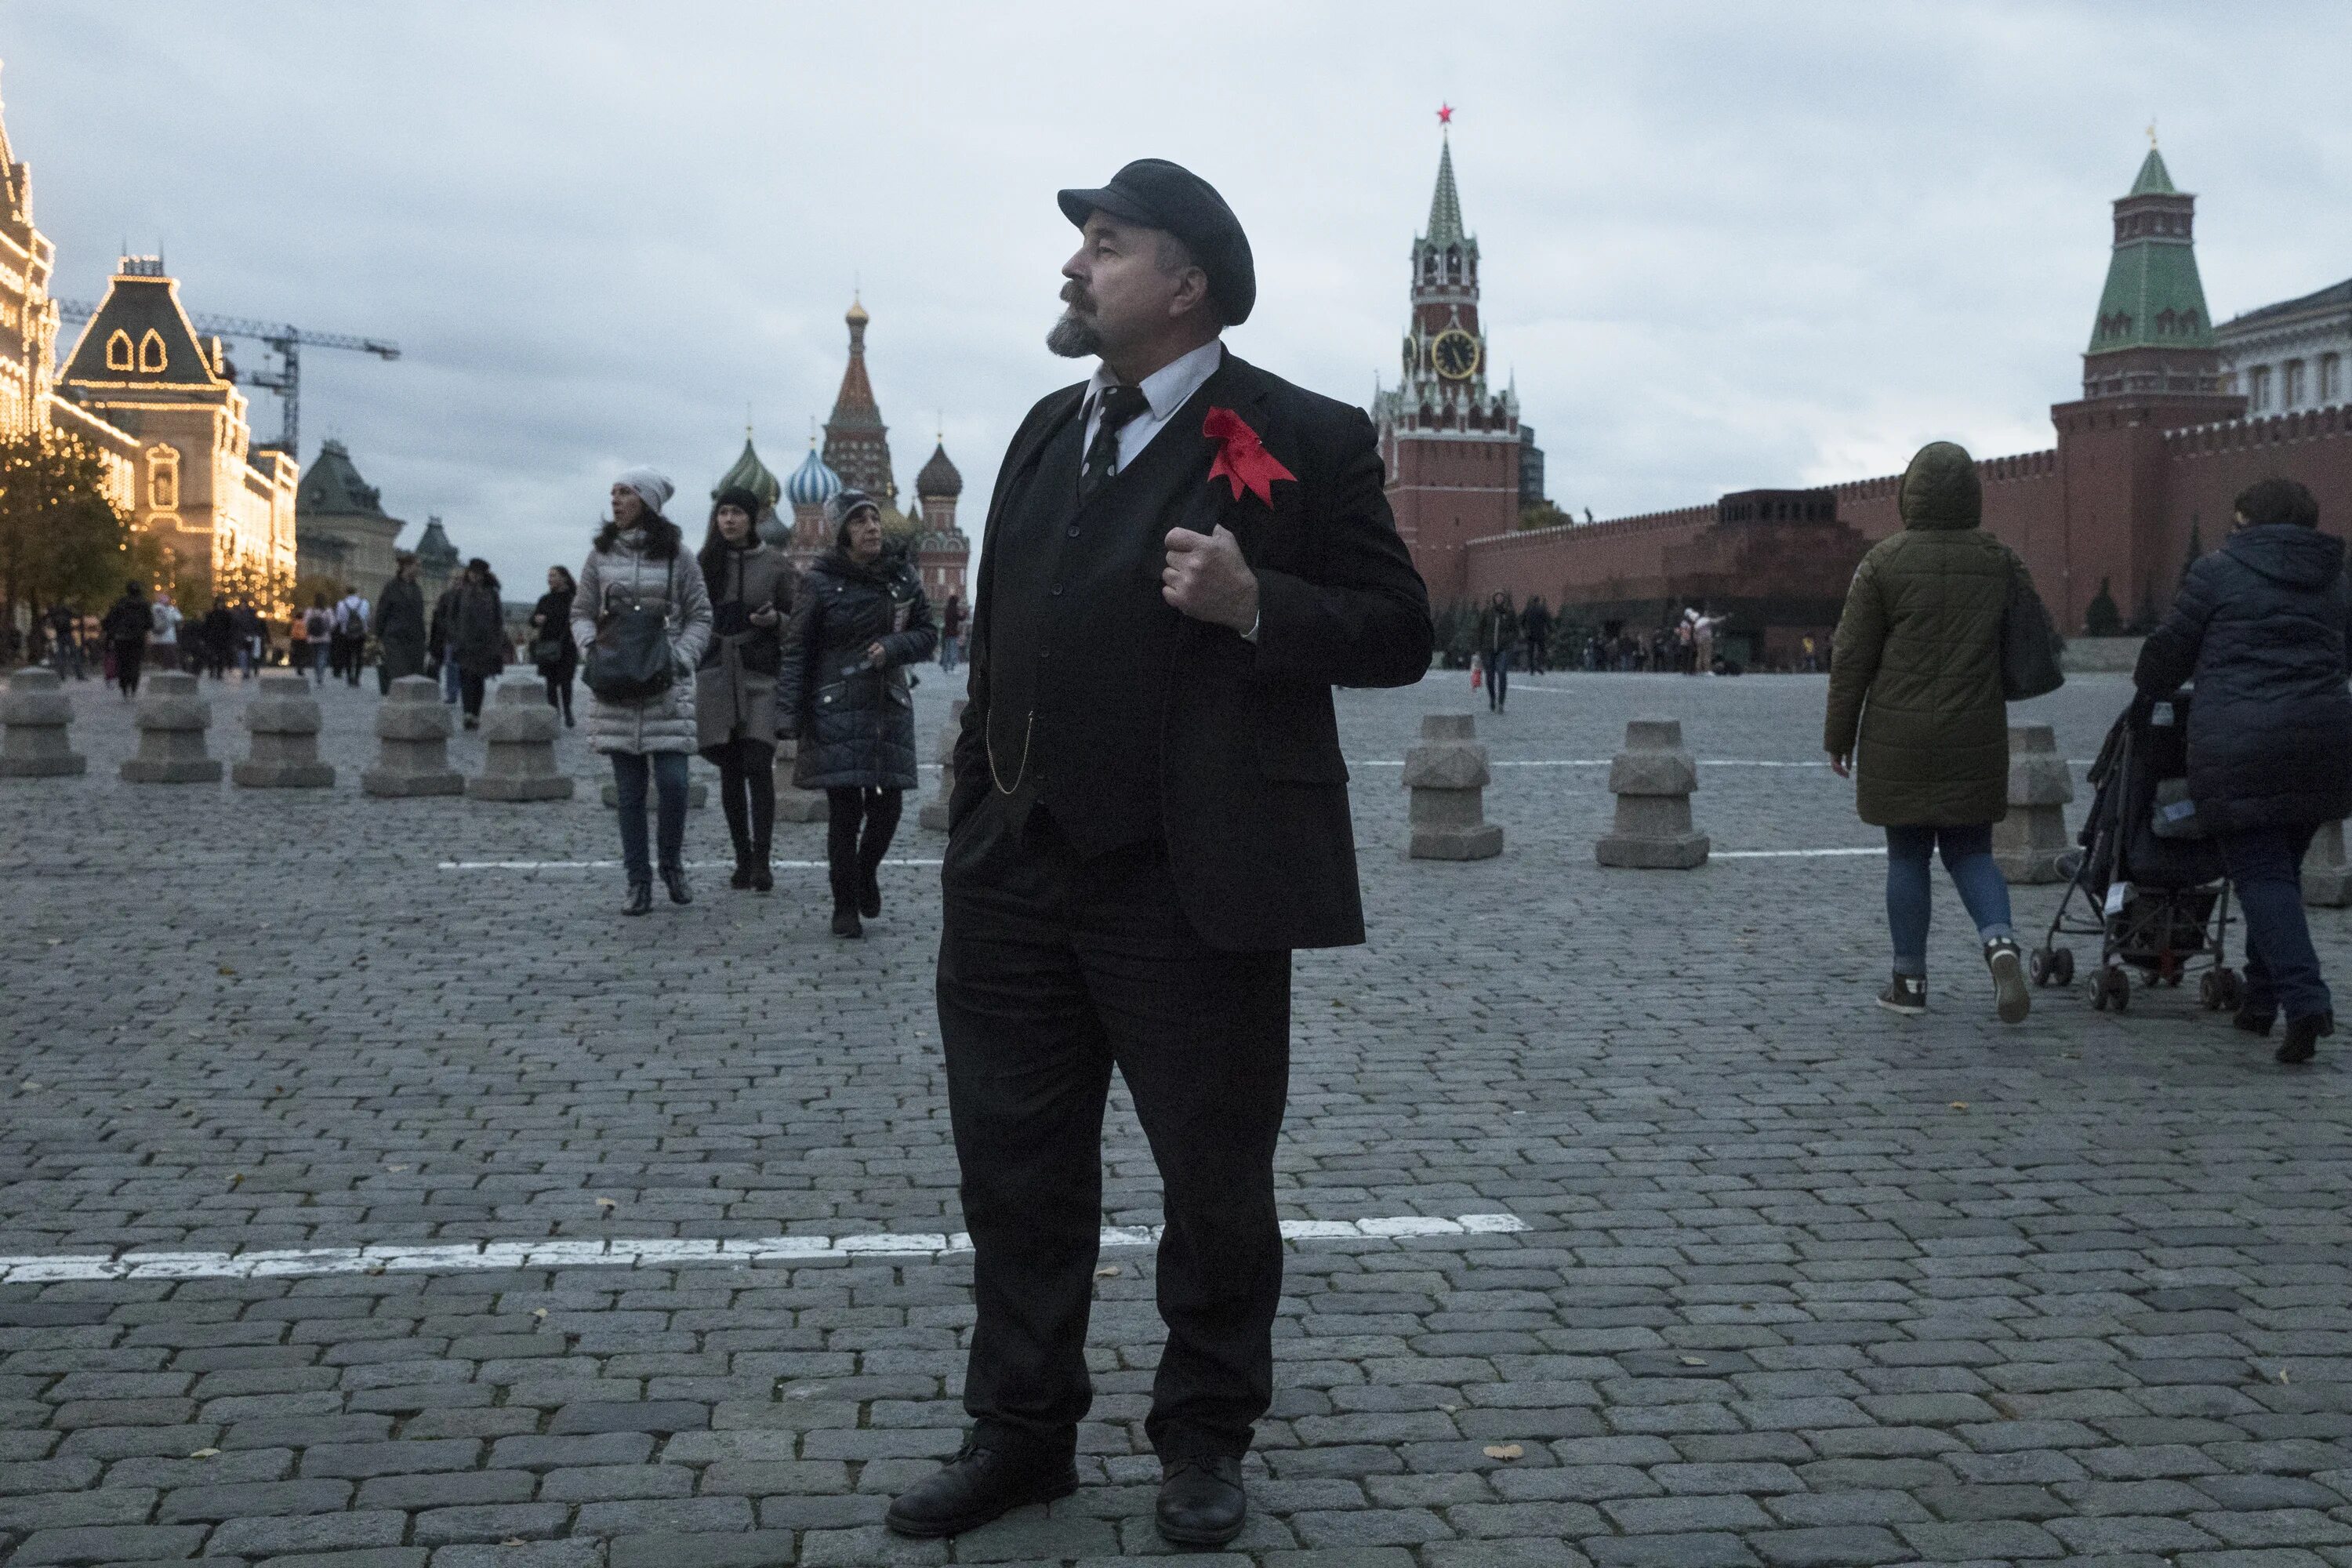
[844,295,869,327]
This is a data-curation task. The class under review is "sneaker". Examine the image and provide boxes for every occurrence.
[2278,1011,2333,1065]
[1984,938,2031,1024]
[1876,974,1926,1016]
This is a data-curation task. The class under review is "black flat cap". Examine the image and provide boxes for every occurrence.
[1058,158,1254,326]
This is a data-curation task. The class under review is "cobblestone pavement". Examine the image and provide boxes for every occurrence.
[2,666,2348,1567]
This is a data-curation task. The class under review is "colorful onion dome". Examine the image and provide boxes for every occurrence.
[785,445,843,507]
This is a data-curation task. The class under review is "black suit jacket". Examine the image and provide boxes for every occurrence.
[951,348,1432,951]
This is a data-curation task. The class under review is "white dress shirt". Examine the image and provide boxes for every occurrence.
[1079,339,1223,477]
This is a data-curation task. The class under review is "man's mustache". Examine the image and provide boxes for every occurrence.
[1059,281,1094,314]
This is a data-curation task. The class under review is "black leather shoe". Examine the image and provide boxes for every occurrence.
[1156,1454,1246,1547]
[885,1444,1076,1538]
[2278,1010,2333,1065]
[622,880,652,916]
[859,865,882,919]
[660,865,692,906]
[2234,1005,2277,1036]
[830,907,862,939]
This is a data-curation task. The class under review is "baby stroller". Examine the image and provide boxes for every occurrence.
[2031,690,2240,1011]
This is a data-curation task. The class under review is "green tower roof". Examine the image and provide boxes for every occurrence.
[2086,147,2213,357]
[1425,135,1464,245]
[714,433,782,510]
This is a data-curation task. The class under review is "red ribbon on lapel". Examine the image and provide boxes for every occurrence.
[1203,406,1296,507]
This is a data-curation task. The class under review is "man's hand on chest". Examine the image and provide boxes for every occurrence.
[1161,524,1261,637]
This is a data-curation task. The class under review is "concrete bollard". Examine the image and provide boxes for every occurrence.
[120,670,222,784]
[2305,819,2350,908]
[919,699,967,833]
[774,736,829,822]
[1595,717,1708,869]
[1403,713,1503,859]
[466,677,573,801]
[363,674,464,797]
[0,667,85,778]
[232,670,336,788]
[1993,723,2074,883]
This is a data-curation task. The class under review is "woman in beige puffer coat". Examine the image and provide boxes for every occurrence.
[572,468,713,915]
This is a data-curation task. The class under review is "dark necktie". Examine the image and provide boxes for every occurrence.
[1078,384,1151,502]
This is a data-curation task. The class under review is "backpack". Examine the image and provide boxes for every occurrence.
[304,608,331,639]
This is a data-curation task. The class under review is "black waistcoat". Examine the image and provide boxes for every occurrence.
[984,400,1208,858]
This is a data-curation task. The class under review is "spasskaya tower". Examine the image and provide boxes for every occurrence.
[1374,110,1522,607]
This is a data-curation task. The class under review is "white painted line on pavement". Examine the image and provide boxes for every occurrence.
[1711,847,1886,859]
[0,1214,1531,1283]
[440,858,946,871]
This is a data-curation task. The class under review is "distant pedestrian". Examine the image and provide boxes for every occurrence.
[696,485,796,893]
[1799,634,1818,674]
[448,559,506,729]
[777,488,935,938]
[101,581,148,697]
[150,590,183,673]
[46,603,85,680]
[1519,595,1552,675]
[575,469,712,916]
[302,595,334,686]
[1825,441,2036,1024]
[1475,590,1516,713]
[233,601,263,677]
[938,591,965,673]
[429,575,467,705]
[2134,477,2352,1065]
[529,565,578,728]
[336,586,371,687]
[200,601,234,681]
[376,554,429,684]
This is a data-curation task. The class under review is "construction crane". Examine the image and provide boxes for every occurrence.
[53,299,400,456]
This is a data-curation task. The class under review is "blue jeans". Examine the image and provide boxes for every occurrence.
[1885,822,2014,977]
[441,645,463,703]
[1480,650,1509,708]
[2221,824,2331,1021]
[938,633,960,673]
[611,751,689,884]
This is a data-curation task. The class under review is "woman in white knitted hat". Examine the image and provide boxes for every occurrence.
[572,468,713,915]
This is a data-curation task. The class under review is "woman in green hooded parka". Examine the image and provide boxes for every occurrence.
[1826,441,2040,1024]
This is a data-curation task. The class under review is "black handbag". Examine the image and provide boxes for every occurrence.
[583,557,676,702]
[2000,556,2065,701]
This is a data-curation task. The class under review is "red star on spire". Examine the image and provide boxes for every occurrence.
[1436,103,1454,127]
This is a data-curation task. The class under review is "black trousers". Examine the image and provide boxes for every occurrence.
[937,795,1290,1465]
[459,671,488,718]
[708,738,775,855]
[826,786,902,912]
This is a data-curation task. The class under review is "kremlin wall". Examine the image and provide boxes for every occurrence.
[1434,143,2352,667]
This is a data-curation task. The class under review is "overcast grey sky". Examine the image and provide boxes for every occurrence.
[10,2,2349,586]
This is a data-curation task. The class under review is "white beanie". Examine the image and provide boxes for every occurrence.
[613,466,674,520]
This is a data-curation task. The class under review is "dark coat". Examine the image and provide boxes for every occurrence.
[101,593,147,646]
[951,349,1433,952]
[2135,523,2352,836]
[779,549,936,790]
[1825,442,2024,827]
[450,576,507,677]
[530,589,575,676]
[1476,604,1520,655]
[376,576,429,680]
[427,583,464,660]
[695,542,796,753]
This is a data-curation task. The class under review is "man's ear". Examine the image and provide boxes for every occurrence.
[1169,267,1211,321]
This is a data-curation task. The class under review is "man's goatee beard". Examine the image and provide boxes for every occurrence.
[1046,311,1102,358]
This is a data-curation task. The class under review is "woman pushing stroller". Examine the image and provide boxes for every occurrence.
[2135,477,2352,1065]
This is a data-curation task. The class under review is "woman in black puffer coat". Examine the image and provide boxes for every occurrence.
[2136,477,2352,1064]
[778,488,937,938]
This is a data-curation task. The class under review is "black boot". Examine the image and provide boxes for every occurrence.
[728,840,754,891]
[622,880,652,916]
[859,862,882,919]
[659,864,692,906]
[750,841,773,894]
[1157,1454,1246,1547]
[831,906,862,939]
[2278,1011,2333,1065]
[885,1444,1076,1538]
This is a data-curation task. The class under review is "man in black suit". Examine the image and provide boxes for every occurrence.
[886,160,1432,1548]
